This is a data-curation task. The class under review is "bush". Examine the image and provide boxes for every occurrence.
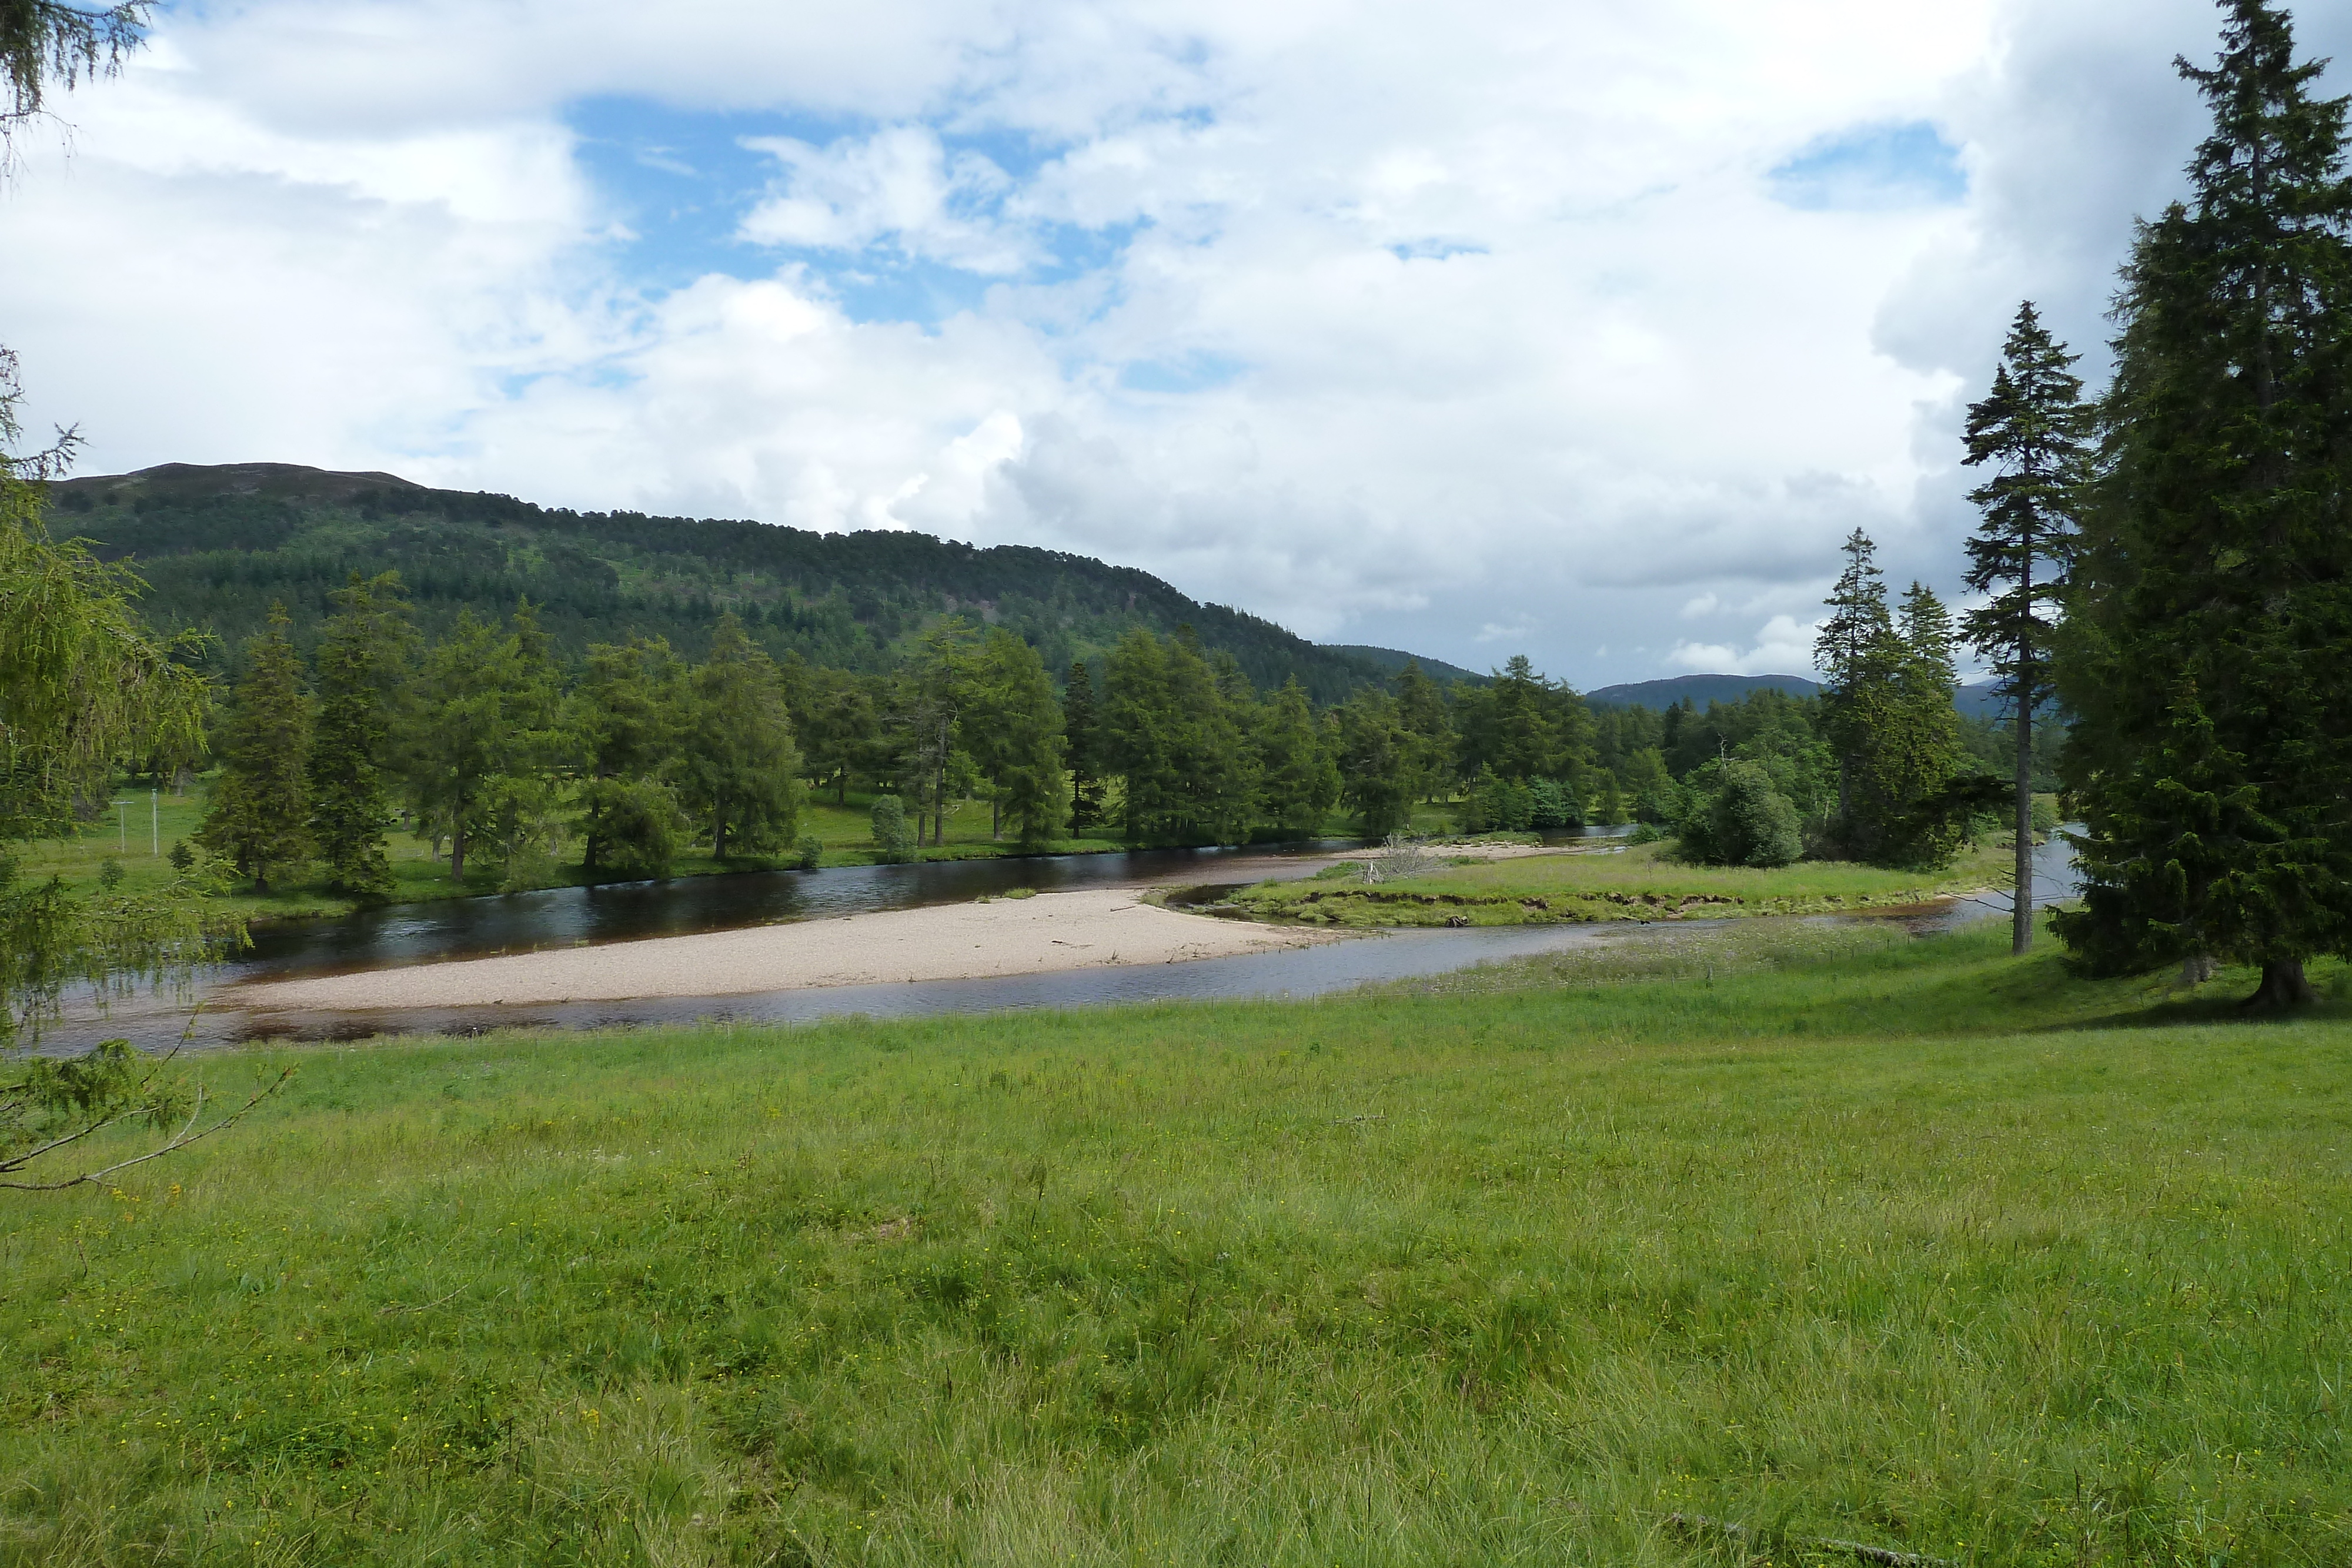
[2029,795,2060,835]
[1683,762,1802,868]
[796,833,824,871]
[1527,778,1582,832]
[870,796,917,863]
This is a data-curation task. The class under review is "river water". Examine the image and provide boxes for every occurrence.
[42,826,2074,1053]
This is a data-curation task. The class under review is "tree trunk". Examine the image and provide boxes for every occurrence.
[450,820,466,884]
[2013,649,2033,956]
[837,770,849,806]
[714,811,729,861]
[2246,958,2318,1009]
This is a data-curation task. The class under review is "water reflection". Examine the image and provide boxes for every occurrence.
[41,825,2069,1054]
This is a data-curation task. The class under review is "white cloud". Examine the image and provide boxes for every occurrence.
[739,126,1031,274]
[1669,614,1820,677]
[3,0,2342,681]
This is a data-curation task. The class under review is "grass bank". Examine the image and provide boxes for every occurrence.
[5,921,2350,1564]
[1225,838,2017,927]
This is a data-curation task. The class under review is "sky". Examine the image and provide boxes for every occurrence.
[3,0,2346,686]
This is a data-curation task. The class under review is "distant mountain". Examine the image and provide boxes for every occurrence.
[1954,681,2008,719]
[1320,644,1488,685]
[1586,673,1820,709]
[48,463,1455,703]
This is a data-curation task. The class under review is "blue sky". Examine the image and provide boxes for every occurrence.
[5,0,2346,683]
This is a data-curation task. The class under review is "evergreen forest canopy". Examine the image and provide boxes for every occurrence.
[44,462,1445,704]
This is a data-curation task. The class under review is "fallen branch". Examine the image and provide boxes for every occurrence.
[1664,1512,1955,1567]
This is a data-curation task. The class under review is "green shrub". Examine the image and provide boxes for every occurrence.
[1683,761,1803,868]
[796,833,825,871]
[870,795,917,862]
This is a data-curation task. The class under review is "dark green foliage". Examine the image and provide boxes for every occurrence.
[680,614,800,860]
[1333,690,1413,837]
[1464,767,1534,833]
[970,628,1066,849]
[1255,678,1339,837]
[402,606,545,884]
[2057,0,2352,1003]
[307,572,411,898]
[1681,761,1803,868]
[869,795,916,862]
[795,832,824,871]
[1062,659,1107,834]
[1963,302,2091,952]
[1,0,148,134]
[570,635,687,875]
[1452,655,1592,787]
[46,464,1410,702]
[1103,627,1258,846]
[165,838,192,874]
[1527,778,1581,831]
[196,604,312,892]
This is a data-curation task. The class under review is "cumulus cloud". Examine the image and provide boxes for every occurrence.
[1669,616,1821,677]
[2,0,2343,682]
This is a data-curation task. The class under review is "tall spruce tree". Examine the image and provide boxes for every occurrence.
[307,571,412,898]
[1815,528,1893,835]
[2056,0,2352,1005]
[198,604,312,892]
[1885,583,1967,869]
[1961,303,2091,952]
[1255,677,1339,837]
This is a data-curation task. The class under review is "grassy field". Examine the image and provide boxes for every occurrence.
[12,787,1131,923]
[4,919,2349,1564]
[1225,838,2020,927]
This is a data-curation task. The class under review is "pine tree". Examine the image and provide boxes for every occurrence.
[1961,303,2092,952]
[307,571,412,898]
[198,603,312,892]
[1335,689,1414,836]
[1391,660,1455,803]
[2056,0,2352,1005]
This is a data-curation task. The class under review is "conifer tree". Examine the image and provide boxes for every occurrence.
[571,635,687,876]
[1255,677,1339,837]
[681,613,800,859]
[1815,528,1893,834]
[2056,0,2352,1005]
[307,571,411,898]
[1883,583,1967,868]
[1392,660,1455,802]
[1063,659,1105,833]
[198,604,312,892]
[1961,303,2090,952]
[971,629,1066,849]
[1335,689,1415,836]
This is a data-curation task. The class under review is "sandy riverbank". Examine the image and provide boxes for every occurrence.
[228,888,1344,1012]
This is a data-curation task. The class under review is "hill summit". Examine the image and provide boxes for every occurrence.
[50,462,1463,701]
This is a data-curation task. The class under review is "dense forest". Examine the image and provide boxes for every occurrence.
[45,462,1448,704]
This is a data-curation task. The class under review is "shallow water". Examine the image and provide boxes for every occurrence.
[41,824,2064,1053]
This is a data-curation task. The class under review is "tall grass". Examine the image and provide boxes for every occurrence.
[3,921,2348,1564]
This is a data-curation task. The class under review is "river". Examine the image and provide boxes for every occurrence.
[39,827,2074,1053]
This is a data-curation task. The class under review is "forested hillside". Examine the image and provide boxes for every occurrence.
[46,462,1421,702]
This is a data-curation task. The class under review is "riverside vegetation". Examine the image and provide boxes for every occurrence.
[4,919,2350,1565]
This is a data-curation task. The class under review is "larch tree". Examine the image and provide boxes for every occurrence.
[1255,677,1339,837]
[307,571,412,898]
[2055,0,2352,1006]
[971,629,1066,850]
[1960,302,2091,953]
[196,603,312,892]
[1062,658,1106,834]
[570,634,687,876]
[681,613,801,860]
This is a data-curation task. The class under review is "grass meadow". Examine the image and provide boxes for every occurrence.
[1229,838,2023,927]
[4,918,2350,1566]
